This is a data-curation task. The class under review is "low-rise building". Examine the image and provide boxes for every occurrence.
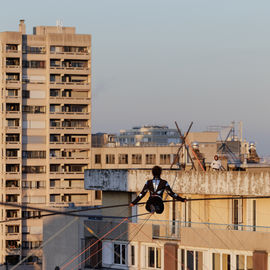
[80,169,270,270]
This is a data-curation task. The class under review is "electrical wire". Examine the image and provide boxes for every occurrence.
[1,195,270,223]
[10,217,79,270]
[60,211,150,270]
[77,213,153,270]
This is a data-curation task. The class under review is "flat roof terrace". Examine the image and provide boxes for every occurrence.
[84,169,270,196]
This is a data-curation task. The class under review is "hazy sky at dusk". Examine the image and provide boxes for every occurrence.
[1,0,270,154]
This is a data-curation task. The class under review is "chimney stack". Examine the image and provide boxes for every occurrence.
[19,19,26,34]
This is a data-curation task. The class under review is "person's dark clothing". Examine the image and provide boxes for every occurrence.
[131,178,185,214]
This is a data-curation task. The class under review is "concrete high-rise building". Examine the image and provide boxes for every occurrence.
[0,20,97,266]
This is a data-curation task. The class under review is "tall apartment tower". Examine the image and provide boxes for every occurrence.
[0,20,95,266]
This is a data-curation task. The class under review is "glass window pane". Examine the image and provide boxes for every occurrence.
[148,247,155,267]
[236,255,245,270]
[114,244,120,264]
[222,254,231,270]
[187,251,194,270]
[247,256,253,270]
[196,251,203,270]
[181,249,185,270]
[156,248,161,268]
[212,253,220,270]
[122,244,126,265]
[131,245,135,265]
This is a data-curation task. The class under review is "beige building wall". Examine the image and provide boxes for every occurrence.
[0,21,99,267]
[83,169,270,269]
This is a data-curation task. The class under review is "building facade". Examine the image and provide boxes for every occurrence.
[117,125,181,146]
[82,169,270,270]
[0,21,98,267]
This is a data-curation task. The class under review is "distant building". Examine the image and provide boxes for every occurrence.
[92,133,116,147]
[117,125,181,146]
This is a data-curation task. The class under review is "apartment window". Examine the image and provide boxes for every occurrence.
[50,164,60,172]
[233,199,243,230]
[7,89,19,97]
[22,166,46,174]
[211,253,233,270]
[23,46,45,54]
[6,195,19,203]
[50,134,60,142]
[22,60,45,69]
[6,164,19,172]
[106,154,115,164]
[132,154,142,164]
[180,249,204,270]
[22,181,45,189]
[6,210,18,218]
[95,190,102,200]
[50,119,61,127]
[146,154,156,165]
[160,154,170,165]
[119,154,128,164]
[212,253,220,270]
[6,180,19,188]
[6,103,20,112]
[6,73,20,81]
[95,155,101,164]
[22,105,45,114]
[50,89,60,97]
[7,118,20,127]
[252,200,256,232]
[6,225,19,234]
[6,44,18,52]
[6,149,18,157]
[6,134,20,142]
[147,246,161,268]
[6,240,20,249]
[22,211,41,218]
[22,151,46,159]
[235,255,253,270]
[114,243,127,265]
[130,245,135,266]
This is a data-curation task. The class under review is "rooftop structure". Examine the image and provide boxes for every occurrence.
[117,125,181,146]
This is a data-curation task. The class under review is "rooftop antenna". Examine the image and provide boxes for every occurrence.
[170,121,205,171]
[56,19,63,32]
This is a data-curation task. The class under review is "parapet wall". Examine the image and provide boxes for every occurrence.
[84,169,270,196]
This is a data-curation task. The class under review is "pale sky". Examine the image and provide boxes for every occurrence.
[1,0,270,154]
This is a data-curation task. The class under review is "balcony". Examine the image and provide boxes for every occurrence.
[6,240,21,254]
[22,60,45,69]
[6,134,20,145]
[6,89,20,100]
[6,164,20,174]
[6,195,19,203]
[6,58,20,71]
[50,74,89,86]
[50,119,89,130]
[6,73,20,85]
[49,89,90,101]
[6,150,20,162]
[6,103,20,116]
[23,46,46,54]
[50,46,89,55]
[22,166,46,174]
[6,210,20,219]
[6,225,20,239]
[6,44,19,53]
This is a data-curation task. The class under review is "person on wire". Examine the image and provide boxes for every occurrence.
[130,166,186,214]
